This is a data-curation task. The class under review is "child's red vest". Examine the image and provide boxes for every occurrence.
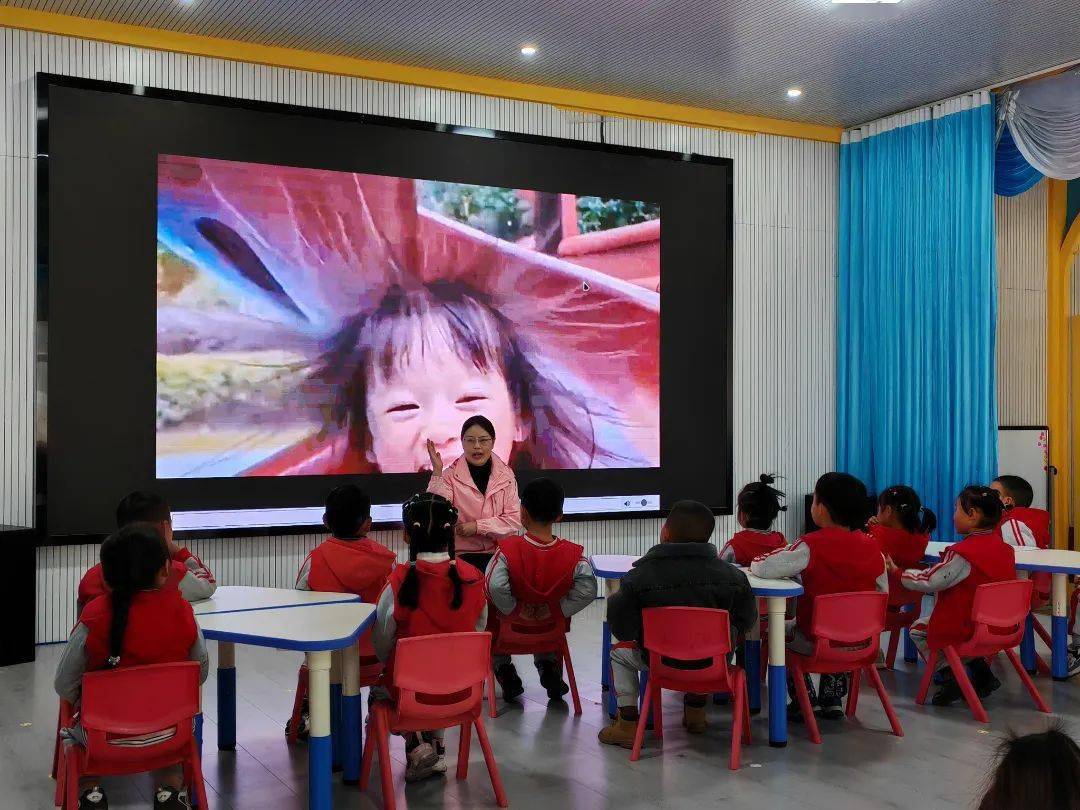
[927,531,1015,649]
[80,588,198,672]
[726,530,786,566]
[388,559,487,640]
[867,523,930,607]
[495,533,585,616]
[303,537,396,602]
[77,561,187,617]
[1000,506,1052,606]
[796,528,885,639]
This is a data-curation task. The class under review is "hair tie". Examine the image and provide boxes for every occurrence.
[107,655,120,667]
[779,505,788,512]
[449,558,457,566]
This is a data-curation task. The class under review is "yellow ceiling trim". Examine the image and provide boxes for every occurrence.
[0,6,843,144]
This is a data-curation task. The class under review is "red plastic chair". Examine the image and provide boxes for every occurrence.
[881,601,921,670]
[60,662,208,810]
[629,607,751,770]
[360,632,507,810]
[484,615,581,716]
[287,631,383,743]
[52,699,74,806]
[915,580,1051,723]
[789,592,903,745]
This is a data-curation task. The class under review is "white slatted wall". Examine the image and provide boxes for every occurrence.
[0,27,839,642]
[995,181,1048,426]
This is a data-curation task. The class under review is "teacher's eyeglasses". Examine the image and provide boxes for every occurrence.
[463,437,493,447]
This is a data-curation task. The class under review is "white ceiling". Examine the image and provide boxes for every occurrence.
[5,0,1079,126]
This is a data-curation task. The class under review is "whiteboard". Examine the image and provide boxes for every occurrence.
[998,427,1050,510]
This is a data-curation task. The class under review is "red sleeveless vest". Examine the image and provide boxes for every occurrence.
[867,523,930,607]
[495,534,585,614]
[80,588,198,672]
[77,560,188,617]
[305,537,396,602]
[726,530,786,566]
[927,531,1015,648]
[388,559,487,640]
[1003,507,1051,549]
[796,527,885,638]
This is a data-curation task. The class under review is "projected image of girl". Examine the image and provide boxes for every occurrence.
[155,155,659,478]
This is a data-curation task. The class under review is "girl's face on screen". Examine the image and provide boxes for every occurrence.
[364,342,523,473]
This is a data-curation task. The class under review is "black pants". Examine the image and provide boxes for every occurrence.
[459,552,495,574]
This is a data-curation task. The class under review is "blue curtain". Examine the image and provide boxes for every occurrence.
[838,102,998,538]
[995,122,1043,197]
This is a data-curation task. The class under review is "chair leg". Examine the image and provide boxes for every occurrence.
[943,647,988,723]
[1036,653,1052,677]
[373,710,396,810]
[54,738,65,806]
[790,662,821,745]
[63,748,79,810]
[561,640,583,716]
[915,650,938,705]
[730,671,745,771]
[630,684,654,762]
[741,677,753,745]
[1003,648,1052,713]
[359,714,375,791]
[865,665,903,737]
[187,741,211,810]
[456,722,471,780]
[287,665,308,745]
[487,669,498,719]
[1034,617,1054,648]
[473,718,509,808]
[652,685,663,741]
[885,630,900,670]
[846,669,862,718]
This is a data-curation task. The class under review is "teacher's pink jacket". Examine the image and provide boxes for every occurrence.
[427,453,522,554]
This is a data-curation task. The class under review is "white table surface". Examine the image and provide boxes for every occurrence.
[588,553,803,596]
[190,585,359,616]
[196,602,377,651]
[925,541,1080,575]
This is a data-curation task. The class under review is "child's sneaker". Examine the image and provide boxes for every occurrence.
[536,659,570,700]
[494,663,524,700]
[682,704,708,734]
[431,738,449,777]
[79,786,108,810]
[1067,646,1080,679]
[404,742,440,782]
[285,697,310,741]
[153,786,191,809]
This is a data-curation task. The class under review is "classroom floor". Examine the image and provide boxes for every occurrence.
[2,600,1074,810]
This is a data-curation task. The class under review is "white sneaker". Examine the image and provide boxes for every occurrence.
[405,742,439,782]
[432,754,449,775]
[1067,646,1080,679]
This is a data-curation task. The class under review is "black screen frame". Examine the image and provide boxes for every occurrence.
[37,73,734,542]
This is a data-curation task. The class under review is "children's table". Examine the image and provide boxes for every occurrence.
[192,587,374,810]
[588,554,803,747]
[924,542,1080,680]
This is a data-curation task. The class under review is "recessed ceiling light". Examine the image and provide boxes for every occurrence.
[520,45,538,57]
[786,87,803,98]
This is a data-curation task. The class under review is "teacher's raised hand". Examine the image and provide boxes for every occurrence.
[426,439,444,477]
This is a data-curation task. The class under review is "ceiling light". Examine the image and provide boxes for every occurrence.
[786,87,803,98]
[520,45,538,57]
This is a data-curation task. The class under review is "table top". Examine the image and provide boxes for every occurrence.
[924,541,1080,575]
[190,585,360,616]
[196,602,377,651]
[588,554,803,597]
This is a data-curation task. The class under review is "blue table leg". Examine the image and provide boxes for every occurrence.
[601,619,615,718]
[1021,614,1037,674]
[746,638,762,714]
[903,626,917,663]
[307,650,333,810]
[638,669,649,710]
[217,641,236,751]
[766,597,787,747]
[330,682,343,772]
[1052,574,1070,681]
[194,712,203,753]
[341,642,362,785]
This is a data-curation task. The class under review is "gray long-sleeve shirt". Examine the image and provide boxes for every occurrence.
[898,549,971,593]
[54,622,209,704]
[485,550,597,619]
[750,538,890,594]
[371,552,489,663]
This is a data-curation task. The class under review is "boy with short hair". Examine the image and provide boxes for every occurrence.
[77,491,216,614]
[599,500,758,747]
[485,478,597,702]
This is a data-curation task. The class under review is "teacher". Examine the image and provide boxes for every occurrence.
[426,415,522,573]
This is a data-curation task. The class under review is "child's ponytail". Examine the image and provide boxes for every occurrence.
[98,523,170,668]
[400,493,461,611]
[879,485,937,536]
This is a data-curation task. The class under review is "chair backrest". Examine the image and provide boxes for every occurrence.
[358,628,383,679]
[966,580,1033,652]
[809,592,887,665]
[492,615,566,654]
[641,607,733,687]
[392,632,491,722]
[80,662,201,767]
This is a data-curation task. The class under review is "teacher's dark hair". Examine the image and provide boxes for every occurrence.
[461,415,495,440]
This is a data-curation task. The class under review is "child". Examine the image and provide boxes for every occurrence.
[751,472,887,720]
[295,484,396,600]
[991,475,1050,549]
[55,524,210,810]
[719,473,787,565]
[77,491,216,614]
[485,478,597,702]
[598,500,758,747]
[867,485,936,608]
[892,485,1015,706]
[977,723,1080,810]
[371,493,488,782]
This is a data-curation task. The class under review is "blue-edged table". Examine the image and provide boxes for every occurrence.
[192,587,374,810]
[588,554,803,747]
[925,542,1080,680]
